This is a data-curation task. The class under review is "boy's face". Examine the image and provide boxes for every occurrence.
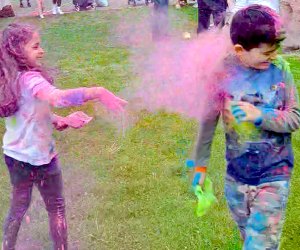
[234,43,278,70]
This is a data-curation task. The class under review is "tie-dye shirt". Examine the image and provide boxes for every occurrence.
[194,56,300,185]
[2,71,57,166]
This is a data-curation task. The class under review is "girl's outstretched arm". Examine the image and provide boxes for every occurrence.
[37,86,127,112]
[22,71,127,112]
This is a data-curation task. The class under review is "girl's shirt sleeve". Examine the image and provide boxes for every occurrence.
[21,71,86,107]
[21,71,56,96]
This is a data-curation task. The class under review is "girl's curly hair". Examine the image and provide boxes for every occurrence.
[0,23,53,118]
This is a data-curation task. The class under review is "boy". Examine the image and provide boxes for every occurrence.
[193,5,300,249]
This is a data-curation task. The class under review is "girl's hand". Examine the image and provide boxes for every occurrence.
[97,88,128,112]
[53,118,69,131]
[230,101,262,123]
[64,111,93,129]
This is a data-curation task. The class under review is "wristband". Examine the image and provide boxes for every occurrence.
[195,166,207,173]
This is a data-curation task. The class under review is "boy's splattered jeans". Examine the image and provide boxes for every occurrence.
[225,175,290,250]
[2,155,67,250]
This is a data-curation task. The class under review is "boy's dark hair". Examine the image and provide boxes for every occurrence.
[230,5,285,51]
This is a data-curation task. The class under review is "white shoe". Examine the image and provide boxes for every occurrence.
[74,4,80,11]
[52,4,57,14]
[57,7,64,14]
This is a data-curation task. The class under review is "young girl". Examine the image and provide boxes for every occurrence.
[0,23,127,250]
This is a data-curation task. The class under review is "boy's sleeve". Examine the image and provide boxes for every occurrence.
[194,108,220,167]
[259,58,300,133]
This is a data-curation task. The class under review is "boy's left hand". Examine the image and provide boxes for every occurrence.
[193,172,206,187]
[231,101,262,123]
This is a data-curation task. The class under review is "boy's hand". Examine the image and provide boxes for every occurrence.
[195,172,206,186]
[97,88,128,113]
[223,98,236,125]
[230,101,262,123]
[192,167,207,187]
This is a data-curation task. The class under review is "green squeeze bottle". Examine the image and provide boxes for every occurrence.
[194,177,217,217]
[231,93,262,142]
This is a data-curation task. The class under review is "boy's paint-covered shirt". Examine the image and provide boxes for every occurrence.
[195,56,300,185]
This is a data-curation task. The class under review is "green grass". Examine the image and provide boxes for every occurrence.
[0,6,300,249]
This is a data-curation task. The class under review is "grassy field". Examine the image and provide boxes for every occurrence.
[0,6,300,250]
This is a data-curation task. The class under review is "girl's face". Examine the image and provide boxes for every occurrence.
[23,32,44,66]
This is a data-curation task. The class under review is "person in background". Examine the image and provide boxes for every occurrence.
[52,0,64,14]
[152,0,169,40]
[37,0,45,18]
[280,0,300,52]
[0,0,14,17]
[20,0,31,7]
[196,0,228,33]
